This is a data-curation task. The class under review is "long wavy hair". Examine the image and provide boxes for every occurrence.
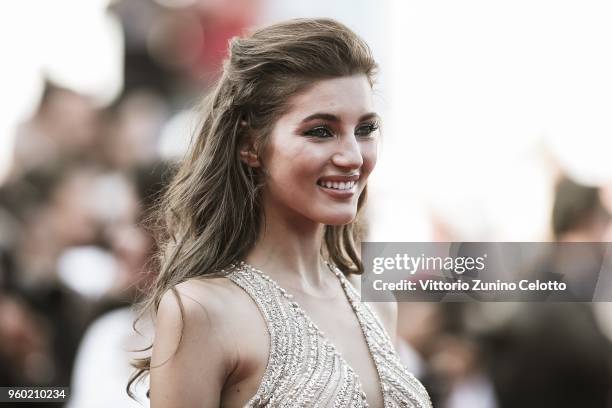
[128,17,378,397]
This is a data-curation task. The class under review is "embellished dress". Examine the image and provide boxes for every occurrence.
[225,261,433,408]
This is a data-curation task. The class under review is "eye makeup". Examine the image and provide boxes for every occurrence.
[301,121,379,139]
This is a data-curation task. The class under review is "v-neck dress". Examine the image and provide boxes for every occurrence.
[225,261,432,408]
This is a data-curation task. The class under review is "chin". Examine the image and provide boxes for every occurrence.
[318,211,357,226]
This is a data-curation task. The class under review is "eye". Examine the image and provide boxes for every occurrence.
[304,126,334,138]
[355,122,379,138]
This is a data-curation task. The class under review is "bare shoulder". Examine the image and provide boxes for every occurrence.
[159,275,252,342]
[174,275,245,315]
[156,276,241,332]
[150,276,246,407]
[347,273,398,343]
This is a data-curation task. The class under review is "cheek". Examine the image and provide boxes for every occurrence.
[265,140,323,188]
[360,141,378,177]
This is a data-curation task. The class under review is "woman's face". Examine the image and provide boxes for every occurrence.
[260,74,379,226]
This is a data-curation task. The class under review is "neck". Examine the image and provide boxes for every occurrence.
[245,200,330,292]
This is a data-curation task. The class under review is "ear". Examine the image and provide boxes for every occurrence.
[238,134,261,168]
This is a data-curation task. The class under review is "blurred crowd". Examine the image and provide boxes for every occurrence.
[1,1,612,407]
[397,178,612,408]
[0,1,257,406]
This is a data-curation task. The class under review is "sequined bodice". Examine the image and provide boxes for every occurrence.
[225,262,432,408]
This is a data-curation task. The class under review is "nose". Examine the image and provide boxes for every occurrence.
[331,134,363,170]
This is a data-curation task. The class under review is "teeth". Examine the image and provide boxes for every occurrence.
[318,180,356,190]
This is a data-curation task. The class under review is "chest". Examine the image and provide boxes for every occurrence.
[295,295,385,407]
[223,296,383,407]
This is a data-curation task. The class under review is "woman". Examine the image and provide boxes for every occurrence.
[130,18,432,408]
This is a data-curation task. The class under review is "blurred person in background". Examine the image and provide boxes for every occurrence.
[395,214,498,408]
[547,177,612,300]
[430,304,498,408]
[552,177,612,242]
[99,90,168,171]
[0,163,100,390]
[0,294,52,387]
[0,294,72,408]
[484,176,612,408]
[111,0,258,99]
[398,301,499,408]
[10,85,102,182]
[67,162,170,408]
[129,18,431,407]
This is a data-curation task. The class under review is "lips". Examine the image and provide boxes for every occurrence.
[318,173,360,181]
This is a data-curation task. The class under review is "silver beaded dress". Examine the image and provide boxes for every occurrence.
[225,262,432,408]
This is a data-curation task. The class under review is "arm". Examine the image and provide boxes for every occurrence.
[149,282,232,408]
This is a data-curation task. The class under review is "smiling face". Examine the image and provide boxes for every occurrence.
[256,74,379,226]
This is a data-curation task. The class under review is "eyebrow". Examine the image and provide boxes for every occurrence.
[301,112,380,123]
